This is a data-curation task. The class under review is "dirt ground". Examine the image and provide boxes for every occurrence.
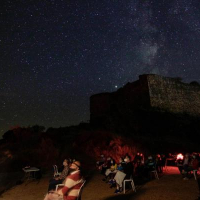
[1,167,199,200]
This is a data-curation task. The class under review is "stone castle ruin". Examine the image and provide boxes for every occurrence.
[90,74,200,129]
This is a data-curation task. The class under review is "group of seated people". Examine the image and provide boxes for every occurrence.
[96,153,164,193]
[44,159,84,200]
[96,152,200,193]
[177,152,200,180]
[42,152,200,198]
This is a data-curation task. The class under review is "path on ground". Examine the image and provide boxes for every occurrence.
[1,167,198,200]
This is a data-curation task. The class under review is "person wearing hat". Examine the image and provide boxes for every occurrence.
[44,161,83,200]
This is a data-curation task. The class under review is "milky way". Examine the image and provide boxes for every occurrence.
[1,0,200,137]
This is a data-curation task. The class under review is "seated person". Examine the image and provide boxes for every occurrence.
[101,157,112,175]
[48,159,70,191]
[103,158,117,181]
[143,155,156,178]
[44,161,83,200]
[109,157,125,187]
[117,157,125,171]
[96,154,105,170]
[113,155,133,193]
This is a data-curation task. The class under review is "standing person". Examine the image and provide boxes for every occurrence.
[134,152,141,166]
[182,153,191,180]
[191,154,199,171]
[161,154,166,171]
[193,154,200,200]
[48,159,70,191]
[44,161,83,200]
[140,153,145,165]
[156,154,162,173]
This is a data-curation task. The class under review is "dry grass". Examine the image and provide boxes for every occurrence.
[1,167,198,200]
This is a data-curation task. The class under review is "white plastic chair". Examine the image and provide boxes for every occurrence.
[77,180,86,200]
[55,180,86,200]
[56,183,64,191]
[53,165,61,177]
[123,176,136,194]
[193,170,198,180]
[151,169,159,180]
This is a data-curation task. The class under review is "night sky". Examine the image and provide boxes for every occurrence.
[1,0,200,137]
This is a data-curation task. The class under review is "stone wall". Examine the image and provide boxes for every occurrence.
[147,74,200,115]
[90,74,200,128]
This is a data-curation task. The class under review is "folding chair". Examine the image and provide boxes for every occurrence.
[123,176,136,194]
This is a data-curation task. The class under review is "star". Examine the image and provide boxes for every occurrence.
[0,0,200,137]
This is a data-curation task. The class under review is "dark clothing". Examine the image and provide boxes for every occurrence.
[143,159,156,178]
[161,156,166,167]
[145,159,155,169]
[134,155,141,164]
[177,158,192,178]
[156,157,162,173]
[192,159,199,170]
[101,160,112,175]
[123,162,133,179]
[121,161,126,169]
[48,166,69,191]
[48,178,63,191]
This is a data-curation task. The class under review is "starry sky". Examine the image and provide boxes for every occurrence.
[1,0,200,137]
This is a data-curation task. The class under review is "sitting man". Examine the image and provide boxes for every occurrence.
[44,161,83,200]
[48,159,70,191]
[113,155,133,193]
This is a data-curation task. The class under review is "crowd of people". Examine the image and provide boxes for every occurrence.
[42,152,200,199]
[44,159,84,200]
[96,152,200,194]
